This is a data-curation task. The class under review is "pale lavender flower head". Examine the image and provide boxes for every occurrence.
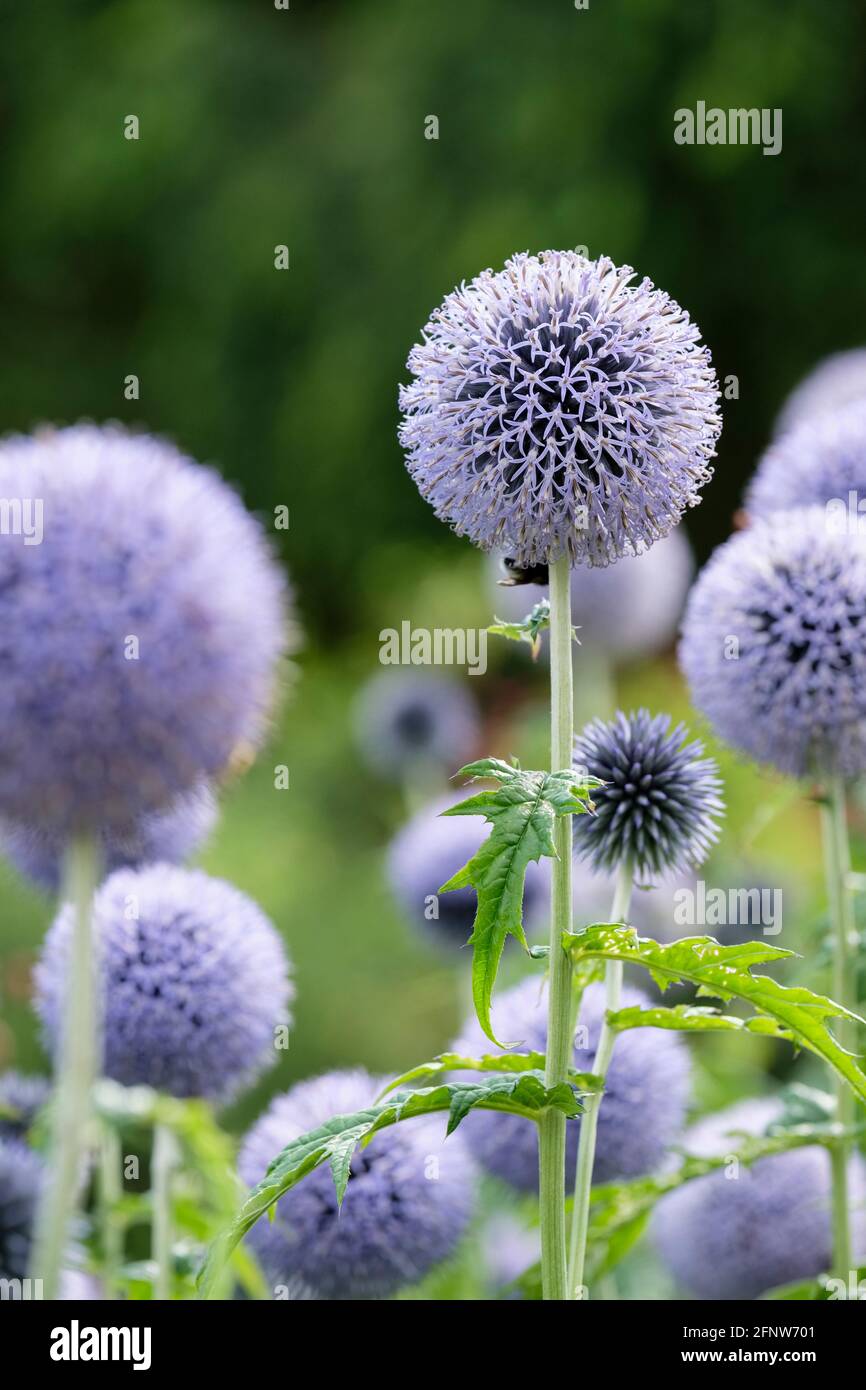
[572,710,722,876]
[0,424,291,834]
[452,977,690,1191]
[490,528,694,662]
[652,1098,866,1300]
[354,670,479,780]
[399,251,721,568]
[0,1072,50,1141]
[387,793,546,951]
[239,1069,475,1300]
[0,1139,43,1281]
[680,509,866,777]
[749,398,866,518]
[773,349,866,437]
[36,865,292,1102]
[0,781,218,894]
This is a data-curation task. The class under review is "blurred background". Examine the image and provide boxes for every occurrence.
[1,0,866,1295]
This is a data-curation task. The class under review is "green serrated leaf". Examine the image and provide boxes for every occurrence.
[380,1050,603,1096]
[564,926,866,1106]
[487,599,579,660]
[441,759,600,1044]
[609,1003,795,1042]
[196,1073,593,1299]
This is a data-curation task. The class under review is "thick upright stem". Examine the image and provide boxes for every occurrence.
[30,835,100,1300]
[153,1122,178,1300]
[567,857,634,1299]
[99,1125,123,1299]
[820,774,856,1280]
[538,552,575,1301]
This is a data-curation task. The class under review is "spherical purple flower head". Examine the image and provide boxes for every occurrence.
[354,670,479,780]
[0,423,291,833]
[748,398,866,519]
[0,1072,50,1141]
[572,710,722,877]
[0,1138,43,1281]
[36,865,293,1102]
[452,977,690,1191]
[680,509,866,778]
[387,793,546,951]
[399,251,721,569]
[0,781,218,895]
[239,1069,475,1300]
[652,1098,866,1300]
[489,528,694,663]
[773,349,866,438]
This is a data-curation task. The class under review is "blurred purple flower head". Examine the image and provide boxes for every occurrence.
[749,398,866,519]
[354,670,479,780]
[399,251,721,568]
[0,424,291,833]
[387,792,546,951]
[452,977,690,1191]
[0,781,218,894]
[490,528,694,663]
[239,1069,475,1300]
[0,1138,43,1281]
[0,1072,50,1141]
[652,1098,866,1300]
[572,710,722,876]
[36,865,292,1102]
[773,349,866,438]
[680,509,866,777]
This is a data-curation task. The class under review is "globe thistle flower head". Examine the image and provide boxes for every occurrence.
[0,781,218,894]
[748,398,866,519]
[452,977,690,1191]
[680,509,866,777]
[239,1069,475,1300]
[773,349,866,437]
[387,793,546,951]
[572,710,723,876]
[490,527,694,663]
[399,251,721,568]
[0,423,291,833]
[0,1138,43,1281]
[652,1098,866,1300]
[36,865,293,1102]
[0,1072,50,1141]
[353,670,479,780]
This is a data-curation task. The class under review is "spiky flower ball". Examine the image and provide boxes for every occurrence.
[572,710,722,876]
[0,782,218,894]
[0,1138,43,1282]
[239,1069,475,1300]
[0,1072,50,1141]
[387,793,546,950]
[774,349,866,437]
[652,1099,866,1300]
[36,865,292,1102]
[353,671,479,781]
[399,251,721,568]
[748,398,866,519]
[452,977,690,1191]
[680,509,866,777]
[490,528,694,663]
[0,424,290,834]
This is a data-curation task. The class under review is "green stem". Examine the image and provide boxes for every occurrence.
[567,857,634,1299]
[820,773,856,1280]
[30,835,101,1300]
[99,1124,123,1299]
[153,1122,178,1301]
[538,552,575,1301]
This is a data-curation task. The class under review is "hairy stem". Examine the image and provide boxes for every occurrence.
[820,773,856,1280]
[567,856,634,1299]
[538,552,575,1301]
[30,835,101,1299]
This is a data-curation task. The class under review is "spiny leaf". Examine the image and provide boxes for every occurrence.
[196,1073,593,1299]
[609,1003,795,1043]
[380,1051,603,1096]
[487,599,580,660]
[441,758,600,1044]
[564,926,866,1107]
